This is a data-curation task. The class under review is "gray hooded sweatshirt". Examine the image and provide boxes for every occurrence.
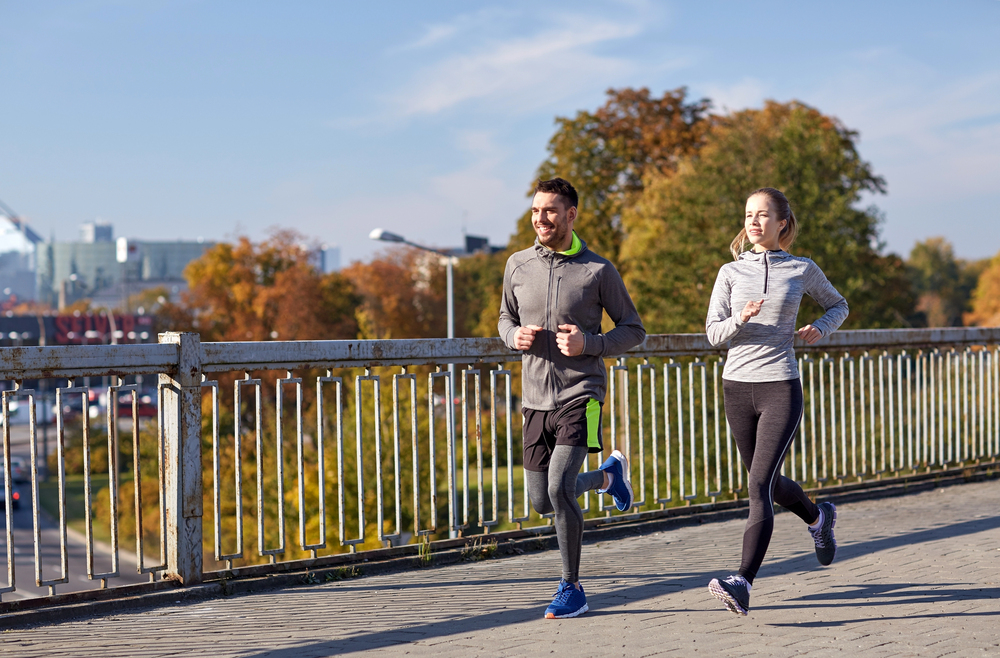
[499,234,646,411]
[706,249,849,383]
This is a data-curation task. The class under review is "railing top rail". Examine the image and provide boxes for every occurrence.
[199,337,520,372]
[0,343,178,380]
[2,327,999,379]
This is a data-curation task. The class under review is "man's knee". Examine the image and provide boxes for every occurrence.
[530,495,553,515]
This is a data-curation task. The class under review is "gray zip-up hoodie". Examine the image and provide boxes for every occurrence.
[499,235,646,411]
[706,249,849,382]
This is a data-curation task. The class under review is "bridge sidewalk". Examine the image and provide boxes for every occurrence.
[3,479,1000,657]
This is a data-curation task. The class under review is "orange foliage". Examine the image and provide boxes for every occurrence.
[965,251,1000,327]
[182,229,360,341]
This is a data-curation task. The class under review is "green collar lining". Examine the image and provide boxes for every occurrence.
[557,231,582,256]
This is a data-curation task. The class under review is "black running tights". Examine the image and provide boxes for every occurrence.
[723,378,819,584]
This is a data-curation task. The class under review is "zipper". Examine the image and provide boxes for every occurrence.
[763,251,769,297]
[545,256,557,408]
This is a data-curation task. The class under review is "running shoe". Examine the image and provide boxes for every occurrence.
[544,580,588,619]
[708,574,751,616]
[809,501,838,566]
[598,449,634,511]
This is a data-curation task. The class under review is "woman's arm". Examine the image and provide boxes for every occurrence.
[706,267,745,346]
[802,260,849,339]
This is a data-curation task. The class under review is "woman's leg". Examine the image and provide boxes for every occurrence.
[736,379,812,583]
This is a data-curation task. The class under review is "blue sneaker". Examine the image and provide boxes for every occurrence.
[544,580,588,619]
[598,449,634,511]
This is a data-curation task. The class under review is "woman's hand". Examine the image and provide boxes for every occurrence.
[797,324,822,344]
[740,299,764,323]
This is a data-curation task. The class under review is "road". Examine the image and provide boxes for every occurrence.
[2,421,149,600]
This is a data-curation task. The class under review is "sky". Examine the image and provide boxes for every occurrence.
[2,0,999,265]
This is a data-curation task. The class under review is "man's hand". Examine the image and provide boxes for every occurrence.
[797,324,822,344]
[740,299,764,323]
[513,324,543,351]
[556,324,585,357]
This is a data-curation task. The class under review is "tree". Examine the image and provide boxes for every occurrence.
[508,87,711,263]
[182,229,360,341]
[906,238,987,327]
[343,247,507,340]
[620,100,915,333]
[965,250,1000,326]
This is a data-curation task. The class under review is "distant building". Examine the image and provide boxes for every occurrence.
[0,215,43,302]
[80,220,113,244]
[461,234,504,256]
[35,223,215,309]
[320,245,341,273]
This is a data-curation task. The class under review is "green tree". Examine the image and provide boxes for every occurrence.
[508,87,711,264]
[906,237,987,327]
[620,100,915,333]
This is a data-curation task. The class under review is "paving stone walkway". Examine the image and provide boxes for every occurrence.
[2,480,999,657]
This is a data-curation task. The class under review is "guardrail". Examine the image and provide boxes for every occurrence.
[1,327,998,603]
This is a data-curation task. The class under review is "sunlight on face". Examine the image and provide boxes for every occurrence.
[531,191,576,250]
[745,194,786,252]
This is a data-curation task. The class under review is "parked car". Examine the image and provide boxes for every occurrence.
[118,391,158,418]
[8,456,29,484]
[0,469,21,511]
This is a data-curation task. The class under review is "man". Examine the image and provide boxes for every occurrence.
[498,177,646,619]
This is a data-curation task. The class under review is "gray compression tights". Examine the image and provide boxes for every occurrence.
[525,445,605,583]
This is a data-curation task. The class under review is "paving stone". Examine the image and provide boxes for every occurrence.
[3,480,1000,656]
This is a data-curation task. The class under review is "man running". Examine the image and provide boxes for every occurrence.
[499,177,646,619]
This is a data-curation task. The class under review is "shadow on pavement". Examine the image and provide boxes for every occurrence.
[239,512,1000,656]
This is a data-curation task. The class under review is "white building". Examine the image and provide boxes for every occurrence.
[0,215,42,302]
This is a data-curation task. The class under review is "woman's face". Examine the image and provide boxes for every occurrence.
[745,194,786,252]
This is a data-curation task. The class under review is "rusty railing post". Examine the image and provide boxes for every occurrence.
[160,332,203,584]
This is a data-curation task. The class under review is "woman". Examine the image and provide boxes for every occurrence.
[705,187,849,616]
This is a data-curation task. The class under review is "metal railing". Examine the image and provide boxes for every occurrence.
[1,327,998,603]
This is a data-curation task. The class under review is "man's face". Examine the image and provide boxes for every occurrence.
[531,191,576,251]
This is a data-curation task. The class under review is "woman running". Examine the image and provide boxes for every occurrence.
[705,187,849,616]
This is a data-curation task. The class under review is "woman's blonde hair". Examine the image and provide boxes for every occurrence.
[730,187,799,260]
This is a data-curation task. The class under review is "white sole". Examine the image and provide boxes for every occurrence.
[708,579,748,616]
[610,449,633,511]
[545,603,589,619]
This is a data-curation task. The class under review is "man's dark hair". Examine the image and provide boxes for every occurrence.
[534,177,578,209]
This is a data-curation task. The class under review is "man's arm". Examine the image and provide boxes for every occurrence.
[498,258,523,350]
[580,264,645,357]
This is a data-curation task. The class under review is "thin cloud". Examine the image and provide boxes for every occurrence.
[393,17,643,116]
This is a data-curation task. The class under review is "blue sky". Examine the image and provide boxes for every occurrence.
[2,1,998,265]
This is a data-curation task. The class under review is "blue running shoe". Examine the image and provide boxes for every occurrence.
[544,580,588,619]
[598,449,634,511]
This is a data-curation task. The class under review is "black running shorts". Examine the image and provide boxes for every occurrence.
[522,396,603,472]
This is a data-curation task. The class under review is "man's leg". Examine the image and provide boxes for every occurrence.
[547,445,593,583]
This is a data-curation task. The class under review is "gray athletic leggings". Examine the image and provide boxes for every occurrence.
[724,378,819,584]
[525,445,605,583]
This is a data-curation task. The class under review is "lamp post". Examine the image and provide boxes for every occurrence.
[369,229,454,340]
[370,228,458,533]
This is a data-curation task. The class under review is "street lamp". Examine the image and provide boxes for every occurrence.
[369,229,454,341]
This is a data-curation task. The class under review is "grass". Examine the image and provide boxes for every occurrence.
[37,473,126,545]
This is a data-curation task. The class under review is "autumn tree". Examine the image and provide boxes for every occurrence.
[906,238,987,327]
[182,229,360,341]
[620,100,915,333]
[342,246,505,340]
[965,249,1000,326]
[508,87,711,263]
